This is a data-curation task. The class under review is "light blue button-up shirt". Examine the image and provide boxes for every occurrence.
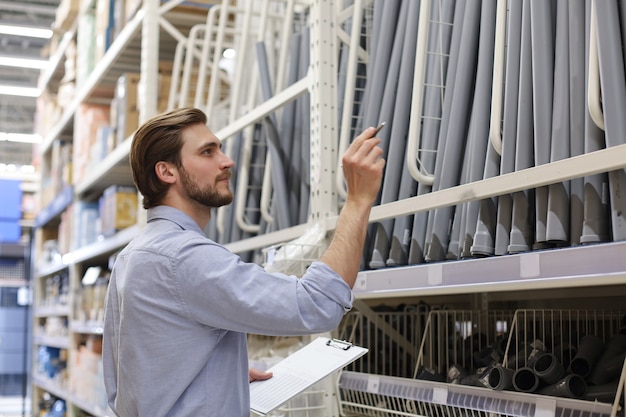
[103,206,353,417]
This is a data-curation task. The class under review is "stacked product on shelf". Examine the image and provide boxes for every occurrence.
[338,307,626,417]
[32,0,213,413]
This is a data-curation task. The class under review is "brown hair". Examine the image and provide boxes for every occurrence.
[130,107,207,209]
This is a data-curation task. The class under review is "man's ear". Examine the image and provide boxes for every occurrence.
[155,161,177,184]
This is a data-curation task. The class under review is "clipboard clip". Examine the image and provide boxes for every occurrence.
[326,338,352,350]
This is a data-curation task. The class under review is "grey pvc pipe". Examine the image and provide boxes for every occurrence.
[494,0,522,256]
[587,332,626,385]
[369,0,411,269]
[279,32,301,227]
[425,1,481,262]
[512,367,540,393]
[530,0,555,248]
[297,27,311,226]
[382,0,422,267]
[546,0,570,244]
[539,374,587,399]
[456,0,496,258]
[447,150,471,260]
[471,142,499,256]
[533,352,566,385]
[359,0,401,268]
[508,0,534,254]
[361,0,401,137]
[567,0,585,246]
[568,334,605,377]
[594,0,626,241]
[408,0,463,265]
[584,381,620,403]
[487,364,515,391]
[581,0,610,244]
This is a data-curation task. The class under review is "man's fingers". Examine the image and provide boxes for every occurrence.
[343,136,382,167]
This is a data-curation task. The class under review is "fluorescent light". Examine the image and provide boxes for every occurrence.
[0,56,50,70]
[0,85,41,97]
[0,132,42,143]
[0,24,53,39]
[20,165,36,174]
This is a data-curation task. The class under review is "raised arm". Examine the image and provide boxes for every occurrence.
[320,126,385,287]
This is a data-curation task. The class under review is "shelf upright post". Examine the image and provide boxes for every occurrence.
[308,2,341,415]
[139,0,160,125]
[137,0,161,228]
[308,0,339,226]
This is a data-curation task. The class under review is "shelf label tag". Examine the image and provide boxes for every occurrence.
[356,275,367,291]
[520,252,541,278]
[428,264,443,286]
[534,397,556,417]
[366,375,380,394]
[431,385,448,405]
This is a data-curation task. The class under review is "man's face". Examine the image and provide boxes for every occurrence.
[177,123,235,208]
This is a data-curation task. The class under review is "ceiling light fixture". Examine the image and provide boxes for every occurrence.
[0,56,50,70]
[0,24,53,39]
[0,85,41,97]
[0,132,42,144]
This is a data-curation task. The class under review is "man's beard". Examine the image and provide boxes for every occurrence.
[179,165,233,208]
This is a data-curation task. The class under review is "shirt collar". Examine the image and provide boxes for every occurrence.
[147,206,206,236]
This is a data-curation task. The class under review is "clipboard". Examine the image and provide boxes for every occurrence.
[249,336,368,416]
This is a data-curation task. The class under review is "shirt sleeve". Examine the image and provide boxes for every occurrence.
[174,236,354,336]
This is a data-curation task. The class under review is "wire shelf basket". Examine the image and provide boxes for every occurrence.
[338,304,430,379]
[337,309,626,417]
[268,382,328,417]
[262,239,325,277]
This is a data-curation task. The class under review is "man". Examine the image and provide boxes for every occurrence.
[103,107,385,416]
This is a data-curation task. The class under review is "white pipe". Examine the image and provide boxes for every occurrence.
[216,75,310,141]
[196,6,221,109]
[274,0,295,93]
[206,0,231,118]
[168,41,185,111]
[180,24,204,107]
[228,0,254,123]
[489,0,507,155]
[336,0,364,199]
[588,0,605,131]
[260,157,273,224]
[406,0,435,185]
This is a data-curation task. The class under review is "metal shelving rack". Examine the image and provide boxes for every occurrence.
[31,0,626,416]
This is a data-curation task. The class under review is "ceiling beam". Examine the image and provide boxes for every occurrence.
[0,2,57,17]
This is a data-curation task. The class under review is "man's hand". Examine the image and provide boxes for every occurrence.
[341,125,386,207]
[249,368,273,382]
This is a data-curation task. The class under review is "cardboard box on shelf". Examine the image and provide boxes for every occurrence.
[73,104,111,184]
[114,73,140,147]
[157,67,215,112]
[71,201,100,250]
[76,11,97,89]
[95,0,117,61]
[100,185,138,236]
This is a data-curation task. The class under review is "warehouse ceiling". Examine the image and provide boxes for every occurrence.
[0,0,59,168]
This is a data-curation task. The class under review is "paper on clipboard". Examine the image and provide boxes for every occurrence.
[249,337,368,416]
